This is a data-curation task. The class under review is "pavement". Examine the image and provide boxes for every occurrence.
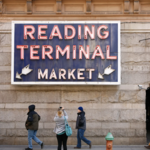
[0,145,148,150]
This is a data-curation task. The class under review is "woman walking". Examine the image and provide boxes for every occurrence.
[54,107,68,150]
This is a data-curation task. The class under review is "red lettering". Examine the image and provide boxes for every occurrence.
[38,25,48,39]
[79,45,89,59]
[42,45,53,59]
[24,25,35,40]
[30,45,40,60]
[64,25,76,39]
[49,25,62,39]
[16,45,28,60]
[78,25,81,40]
[92,45,105,59]
[106,45,117,60]
[84,25,95,39]
[97,25,109,39]
[56,45,70,59]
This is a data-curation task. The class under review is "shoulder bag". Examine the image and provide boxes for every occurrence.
[64,116,72,136]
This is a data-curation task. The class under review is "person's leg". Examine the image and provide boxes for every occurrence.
[28,130,34,149]
[78,129,91,145]
[57,134,63,150]
[77,129,82,148]
[62,133,68,150]
[32,130,42,145]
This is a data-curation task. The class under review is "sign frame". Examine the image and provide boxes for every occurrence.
[11,21,121,85]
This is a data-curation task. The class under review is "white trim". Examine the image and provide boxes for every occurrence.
[118,22,121,85]
[11,21,121,85]
[11,22,15,85]
[12,21,121,24]
[11,81,120,85]
[121,29,150,32]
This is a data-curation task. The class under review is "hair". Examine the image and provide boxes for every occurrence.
[57,108,63,117]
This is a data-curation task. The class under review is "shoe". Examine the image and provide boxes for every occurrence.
[89,142,92,149]
[41,142,44,149]
[145,145,150,149]
[25,148,33,150]
[74,147,81,149]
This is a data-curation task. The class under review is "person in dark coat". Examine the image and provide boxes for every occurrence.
[25,105,44,150]
[74,107,92,149]
[145,85,150,149]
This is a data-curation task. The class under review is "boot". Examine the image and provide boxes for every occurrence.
[25,148,33,150]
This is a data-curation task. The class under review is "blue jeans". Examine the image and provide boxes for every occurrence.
[77,129,91,148]
[28,130,42,149]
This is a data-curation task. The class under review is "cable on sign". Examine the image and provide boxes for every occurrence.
[139,38,150,42]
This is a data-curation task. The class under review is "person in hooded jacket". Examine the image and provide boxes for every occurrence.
[74,107,92,149]
[25,105,44,150]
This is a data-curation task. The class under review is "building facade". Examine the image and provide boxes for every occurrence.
[0,0,149,145]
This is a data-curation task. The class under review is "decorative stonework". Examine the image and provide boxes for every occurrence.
[56,0,62,13]
[124,0,130,14]
[0,0,2,13]
[27,0,32,14]
[86,0,91,13]
[134,0,140,14]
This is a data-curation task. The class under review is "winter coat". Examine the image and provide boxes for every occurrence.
[25,105,40,130]
[76,111,86,130]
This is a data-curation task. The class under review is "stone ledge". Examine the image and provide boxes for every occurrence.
[101,123,130,129]
[130,122,146,129]
[0,103,145,109]
[0,109,119,122]
[122,65,150,72]
[0,89,145,104]
[0,123,15,129]
[0,121,146,129]
[1,128,146,138]
[14,121,146,129]
[4,103,60,109]
[121,22,150,33]
[0,84,147,91]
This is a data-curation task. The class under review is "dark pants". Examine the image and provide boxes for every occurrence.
[77,129,91,148]
[57,133,68,150]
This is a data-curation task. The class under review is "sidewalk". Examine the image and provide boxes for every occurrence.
[0,145,147,150]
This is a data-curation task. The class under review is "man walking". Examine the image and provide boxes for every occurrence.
[25,105,44,150]
[74,107,92,149]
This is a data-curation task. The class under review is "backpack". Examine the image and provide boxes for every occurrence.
[64,116,72,136]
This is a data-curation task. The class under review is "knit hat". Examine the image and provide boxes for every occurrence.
[78,106,83,112]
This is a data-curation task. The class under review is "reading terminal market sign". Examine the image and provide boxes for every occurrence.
[11,21,120,85]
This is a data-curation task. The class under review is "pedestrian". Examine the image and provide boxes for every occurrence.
[74,107,92,149]
[25,105,44,150]
[54,107,68,150]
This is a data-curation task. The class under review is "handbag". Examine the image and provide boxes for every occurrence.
[64,116,72,136]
